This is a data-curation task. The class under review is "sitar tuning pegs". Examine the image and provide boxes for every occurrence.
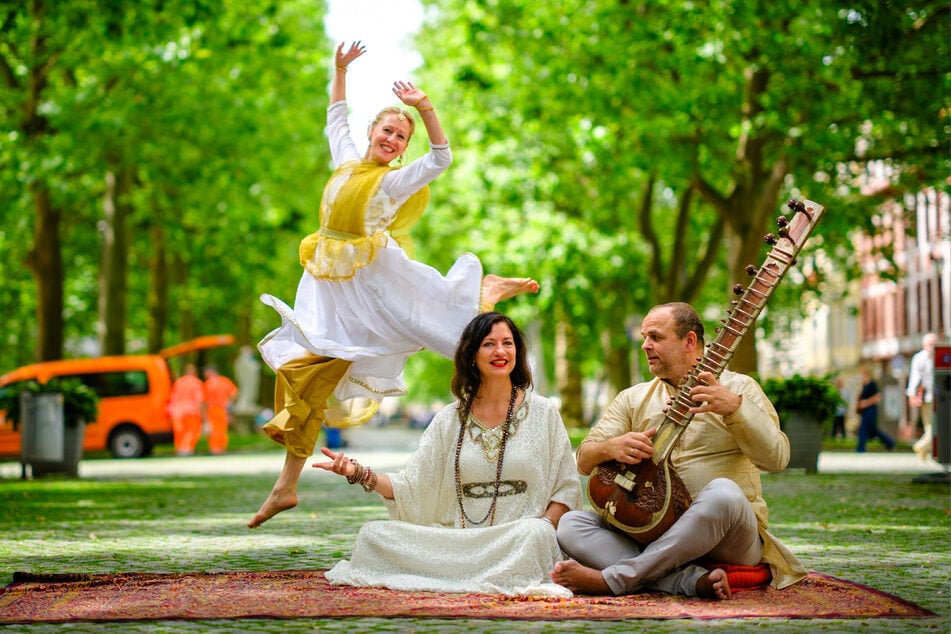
[786,198,806,213]
[732,284,744,295]
[778,226,790,239]
[776,215,789,228]
[745,264,757,276]
[764,233,778,245]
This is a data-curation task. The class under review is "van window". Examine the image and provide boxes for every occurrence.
[71,371,150,398]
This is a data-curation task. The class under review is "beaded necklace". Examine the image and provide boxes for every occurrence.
[454,384,518,528]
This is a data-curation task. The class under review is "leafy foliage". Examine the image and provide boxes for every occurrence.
[762,373,844,424]
[0,377,99,429]
[414,0,948,385]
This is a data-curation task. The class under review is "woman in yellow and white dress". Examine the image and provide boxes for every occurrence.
[249,42,538,529]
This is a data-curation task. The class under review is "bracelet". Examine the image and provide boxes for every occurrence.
[541,516,554,526]
[361,467,378,493]
[346,459,363,484]
[417,106,434,112]
[335,64,347,72]
[346,459,378,492]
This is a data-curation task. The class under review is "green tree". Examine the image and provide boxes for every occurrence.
[0,1,333,366]
[414,0,948,406]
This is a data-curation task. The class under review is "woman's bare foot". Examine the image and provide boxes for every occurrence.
[696,568,732,600]
[481,274,539,309]
[247,488,298,528]
[549,560,613,595]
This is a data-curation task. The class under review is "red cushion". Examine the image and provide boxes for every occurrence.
[698,562,773,591]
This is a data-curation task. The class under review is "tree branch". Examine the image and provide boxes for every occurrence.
[636,173,665,285]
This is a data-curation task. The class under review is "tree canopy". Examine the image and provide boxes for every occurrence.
[1,1,946,422]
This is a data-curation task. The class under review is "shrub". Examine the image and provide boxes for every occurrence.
[761,373,843,424]
[0,378,99,429]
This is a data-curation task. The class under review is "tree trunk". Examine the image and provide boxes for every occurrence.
[23,0,63,362]
[147,222,169,353]
[171,253,195,360]
[554,311,584,427]
[27,186,64,361]
[724,227,768,373]
[98,167,134,356]
[601,327,632,400]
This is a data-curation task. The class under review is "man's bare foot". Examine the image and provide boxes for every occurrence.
[481,274,540,308]
[549,559,613,595]
[247,489,298,528]
[696,568,732,600]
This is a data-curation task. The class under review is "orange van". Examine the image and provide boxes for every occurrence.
[0,335,234,459]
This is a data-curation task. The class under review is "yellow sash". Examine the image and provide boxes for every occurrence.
[299,160,430,280]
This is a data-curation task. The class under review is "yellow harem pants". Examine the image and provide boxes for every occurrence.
[262,355,352,458]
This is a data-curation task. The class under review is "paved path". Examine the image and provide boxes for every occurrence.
[1,426,946,479]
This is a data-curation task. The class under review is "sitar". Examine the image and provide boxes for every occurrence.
[586,198,827,546]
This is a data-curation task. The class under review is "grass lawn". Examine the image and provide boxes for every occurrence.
[1,432,948,633]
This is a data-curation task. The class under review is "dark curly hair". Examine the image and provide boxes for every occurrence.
[451,312,533,417]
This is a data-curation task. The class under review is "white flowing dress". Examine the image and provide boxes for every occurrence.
[325,392,583,597]
[258,101,483,404]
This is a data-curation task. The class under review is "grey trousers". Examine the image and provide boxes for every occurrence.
[557,477,763,596]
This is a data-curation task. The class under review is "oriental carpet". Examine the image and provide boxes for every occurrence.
[0,570,935,624]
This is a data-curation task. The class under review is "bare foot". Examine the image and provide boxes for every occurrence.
[549,560,613,595]
[696,568,732,600]
[247,488,298,528]
[481,274,540,308]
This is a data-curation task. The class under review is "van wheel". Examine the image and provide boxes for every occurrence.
[108,426,150,459]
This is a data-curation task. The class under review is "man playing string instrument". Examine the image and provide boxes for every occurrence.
[551,302,806,600]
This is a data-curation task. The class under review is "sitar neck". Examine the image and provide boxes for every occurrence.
[651,198,827,463]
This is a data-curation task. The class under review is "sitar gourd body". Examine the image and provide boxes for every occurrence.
[586,198,826,547]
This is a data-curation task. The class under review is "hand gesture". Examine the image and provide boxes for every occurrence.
[392,80,428,108]
[335,40,366,71]
[688,371,742,416]
[312,446,356,479]
[611,428,656,464]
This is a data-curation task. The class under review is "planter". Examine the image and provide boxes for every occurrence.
[783,410,823,474]
[19,391,85,478]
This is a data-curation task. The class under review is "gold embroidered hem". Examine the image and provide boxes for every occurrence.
[300,230,388,281]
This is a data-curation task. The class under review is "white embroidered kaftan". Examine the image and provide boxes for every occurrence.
[325,392,583,596]
[258,101,483,410]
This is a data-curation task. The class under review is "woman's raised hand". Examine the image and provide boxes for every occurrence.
[335,40,366,71]
[392,80,429,108]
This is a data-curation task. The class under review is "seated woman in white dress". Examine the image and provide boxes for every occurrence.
[248,42,539,528]
[315,312,583,597]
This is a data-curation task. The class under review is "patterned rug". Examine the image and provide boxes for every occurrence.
[0,570,935,624]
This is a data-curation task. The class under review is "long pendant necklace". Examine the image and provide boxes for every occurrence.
[454,384,518,528]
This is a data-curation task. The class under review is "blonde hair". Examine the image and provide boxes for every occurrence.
[367,106,417,140]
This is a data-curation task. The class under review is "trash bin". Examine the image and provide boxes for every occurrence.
[19,391,85,478]
[325,427,344,449]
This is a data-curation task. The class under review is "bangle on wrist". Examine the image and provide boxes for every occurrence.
[335,64,347,72]
[541,516,554,526]
[417,106,434,112]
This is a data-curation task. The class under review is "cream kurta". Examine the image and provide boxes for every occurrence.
[581,370,807,589]
[325,392,583,596]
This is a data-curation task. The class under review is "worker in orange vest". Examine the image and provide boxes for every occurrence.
[203,365,239,455]
[169,364,205,456]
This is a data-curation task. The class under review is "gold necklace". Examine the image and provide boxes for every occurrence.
[467,409,522,462]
